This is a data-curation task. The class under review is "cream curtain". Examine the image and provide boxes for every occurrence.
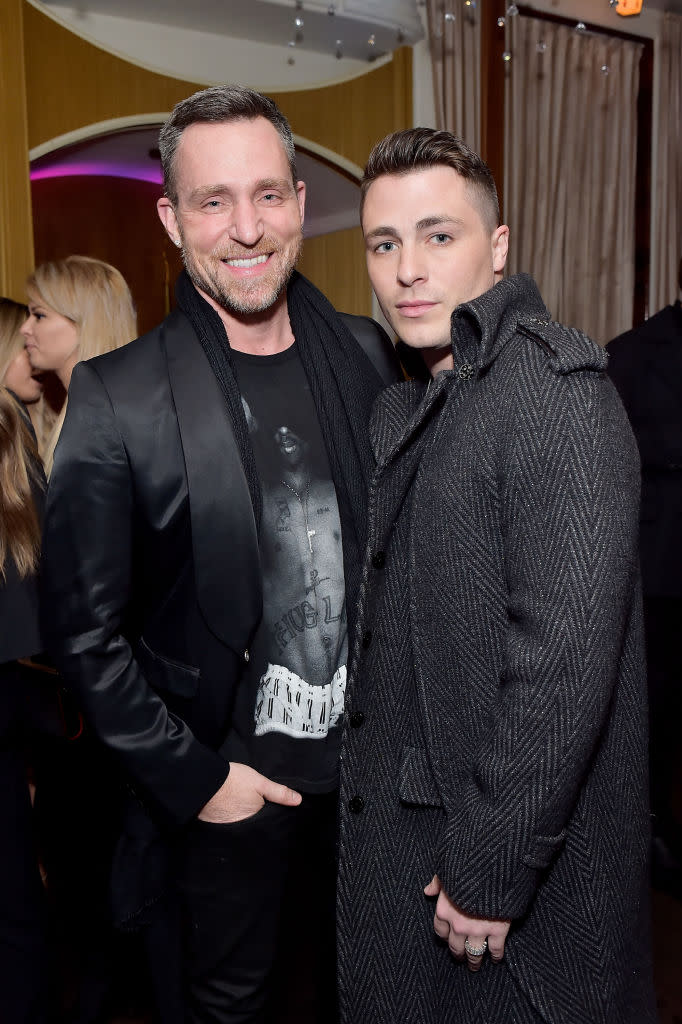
[505,16,643,344]
[426,0,480,149]
[651,12,682,312]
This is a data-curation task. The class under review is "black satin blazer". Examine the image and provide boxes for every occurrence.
[41,308,398,828]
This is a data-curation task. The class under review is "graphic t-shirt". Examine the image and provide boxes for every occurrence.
[220,342,347,792]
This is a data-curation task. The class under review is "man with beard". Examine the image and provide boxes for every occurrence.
[41,86,400,1024]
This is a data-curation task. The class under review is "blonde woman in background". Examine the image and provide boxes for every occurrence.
[22,255,137,1023]
[21,255,137,475]
[0,297,56,458]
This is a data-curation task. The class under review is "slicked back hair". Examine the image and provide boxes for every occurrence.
[26,256,136,365]
[26,255,137,477]
[159,85,298,205]
[361,127,500,233]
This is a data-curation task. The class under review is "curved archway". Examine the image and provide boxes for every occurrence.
[30,119,363,237]
[30,118,370,328]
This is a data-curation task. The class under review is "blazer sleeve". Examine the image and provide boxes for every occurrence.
[434,367,643,919]
[41,362,228,828]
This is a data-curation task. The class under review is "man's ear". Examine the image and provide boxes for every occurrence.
[296,180,306,230]
[492,224,509,276]
[157,197,181,247]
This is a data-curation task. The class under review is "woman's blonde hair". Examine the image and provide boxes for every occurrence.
[27,256,137,474]
[0,387,42,579]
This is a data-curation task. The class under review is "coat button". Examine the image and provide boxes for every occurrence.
[244,649,250,663]
[348,794,365,813]
[349,711,365,728]
[361,630,372,649]
[371,550,386,569]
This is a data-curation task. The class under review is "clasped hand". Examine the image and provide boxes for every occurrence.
[424,875,511,972]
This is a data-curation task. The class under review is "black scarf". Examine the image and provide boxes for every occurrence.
[174,269,382,631]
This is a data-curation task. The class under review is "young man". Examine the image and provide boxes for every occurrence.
[337,128,657,1024]
[41,86,400,1023]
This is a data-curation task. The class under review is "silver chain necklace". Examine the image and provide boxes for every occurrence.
[280,477,316,554]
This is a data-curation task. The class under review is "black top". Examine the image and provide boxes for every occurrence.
[222,343,346,792]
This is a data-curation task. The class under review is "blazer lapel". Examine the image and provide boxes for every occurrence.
[162,310,262,652]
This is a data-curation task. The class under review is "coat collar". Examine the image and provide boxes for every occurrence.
[449,273,550,372]
[371,275,549,467]
[161,309,262,652]
[371,274,608,467]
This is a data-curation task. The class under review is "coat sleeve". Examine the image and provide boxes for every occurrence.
[41,361,228,828]
[434,366,643,920]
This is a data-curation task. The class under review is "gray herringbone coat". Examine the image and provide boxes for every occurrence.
[338,275,657,1024]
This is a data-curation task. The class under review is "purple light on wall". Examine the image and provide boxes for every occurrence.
[30,161,163,184]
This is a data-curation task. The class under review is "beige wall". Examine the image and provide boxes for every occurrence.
[298,227,371,317]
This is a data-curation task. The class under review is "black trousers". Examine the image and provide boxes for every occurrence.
[177,790,338,1024]
[0,662,48,1024]
[32,731,130,1023]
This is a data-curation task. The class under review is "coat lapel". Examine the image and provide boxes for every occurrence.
[371,373,454,473]
[368,374,455,545]
[162,310,262,651]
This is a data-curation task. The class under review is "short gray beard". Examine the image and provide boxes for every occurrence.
[181,238,302,316]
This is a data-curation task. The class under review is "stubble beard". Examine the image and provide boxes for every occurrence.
[181,234,303,316]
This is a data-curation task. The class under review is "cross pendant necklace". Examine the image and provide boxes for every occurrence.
[280,478,315,554]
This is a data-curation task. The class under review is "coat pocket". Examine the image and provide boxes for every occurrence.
[136,636,200,699]
[522,829,567,870]
[397,746,443,808]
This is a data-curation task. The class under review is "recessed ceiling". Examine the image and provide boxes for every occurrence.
[39,0,424,62]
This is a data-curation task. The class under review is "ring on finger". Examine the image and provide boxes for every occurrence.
[464,937,488,957]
